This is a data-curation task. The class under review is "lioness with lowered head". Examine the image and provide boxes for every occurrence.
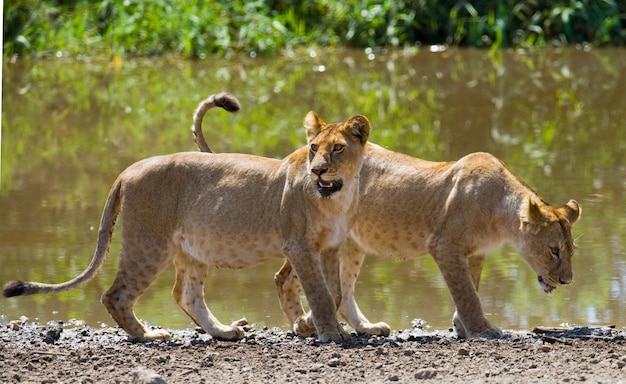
[270,144,581,338]
[3,93,370,343]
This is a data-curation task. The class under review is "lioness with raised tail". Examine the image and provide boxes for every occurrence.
[3,93,371,343]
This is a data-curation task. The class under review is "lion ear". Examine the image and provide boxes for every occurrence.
[304,111,325,144]
[345,115,370,145]
[520,197,544,234]
[560,199,581,224]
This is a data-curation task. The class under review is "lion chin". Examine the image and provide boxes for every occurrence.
[317,179,343,197]
[538,276,557,293]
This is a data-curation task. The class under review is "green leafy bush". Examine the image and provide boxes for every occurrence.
[3,0,625,58]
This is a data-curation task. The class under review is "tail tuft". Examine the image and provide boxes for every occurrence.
[3,280,27,297]
[213,92,241,113]
[192,92,242,153]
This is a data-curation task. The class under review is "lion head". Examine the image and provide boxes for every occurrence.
[304,112,370,198]
[517,198,581,293]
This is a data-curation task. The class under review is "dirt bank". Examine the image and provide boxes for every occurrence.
[1,320,625,383]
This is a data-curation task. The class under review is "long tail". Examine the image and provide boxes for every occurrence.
[3,178,123,297]
[192,92,241,153]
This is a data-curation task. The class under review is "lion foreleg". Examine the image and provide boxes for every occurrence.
[338,240,391,336]
[432,249,502,339]
[320,247,352,339]
[274,260,315,336]
[283,241,349,343]
[320,247,342,308]
[452,254,487,338]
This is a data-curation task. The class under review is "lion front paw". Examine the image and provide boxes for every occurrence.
[453,312,503,339]
[476,324,504,339]
[318,326,351,343]
[212,325,246,341]
[293,314,316,336]
[356,321,391,337]
[130,329,172,342]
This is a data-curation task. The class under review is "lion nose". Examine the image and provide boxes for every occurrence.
[559,277,572,285]
[312,167,327,176]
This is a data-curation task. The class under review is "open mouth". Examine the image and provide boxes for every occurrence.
[316,178,343,197]
[538,276,556,293]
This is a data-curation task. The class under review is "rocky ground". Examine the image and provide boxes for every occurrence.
[1,319,625,384]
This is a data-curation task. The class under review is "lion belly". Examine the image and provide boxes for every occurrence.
[349,214,431,260]
[174,229,284,269]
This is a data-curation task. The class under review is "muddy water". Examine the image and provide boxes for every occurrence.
[2,47,625,334]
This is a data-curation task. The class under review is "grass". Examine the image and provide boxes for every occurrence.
[3,0,626,58]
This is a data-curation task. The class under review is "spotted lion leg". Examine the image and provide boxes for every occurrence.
[172,252,245,341]
[433,249,502,339]
[101,248,173,342]
[338,238,391,336]
[283,241,348,343]
[275,259,316,336]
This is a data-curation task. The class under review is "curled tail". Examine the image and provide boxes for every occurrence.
[3,178,123,298]
[192,92,241,153]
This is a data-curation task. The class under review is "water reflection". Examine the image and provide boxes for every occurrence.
[1,47,625,333]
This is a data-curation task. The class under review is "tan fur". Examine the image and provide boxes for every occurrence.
[274,144,581,339]
[3,93,371,343]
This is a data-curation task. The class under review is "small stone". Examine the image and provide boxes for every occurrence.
[376,347,389,356]
[154,355,168,364]
[458,347,470,356]
[328,358,341,367]
[388,374,399,381]
[540,345,552,352]
[131,367,166,384]
[415,368,438,379]
[43,328,62,344]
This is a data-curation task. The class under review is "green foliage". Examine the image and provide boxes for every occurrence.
[3,0,625,58]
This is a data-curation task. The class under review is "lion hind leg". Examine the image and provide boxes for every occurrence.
[101,249,173,342]
[172,253,245,341]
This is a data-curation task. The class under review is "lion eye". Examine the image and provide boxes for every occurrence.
[310,144,318,153]
[550,247,560,259]
[333,144,344,152]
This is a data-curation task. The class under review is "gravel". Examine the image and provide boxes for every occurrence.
[1,319,625,383]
